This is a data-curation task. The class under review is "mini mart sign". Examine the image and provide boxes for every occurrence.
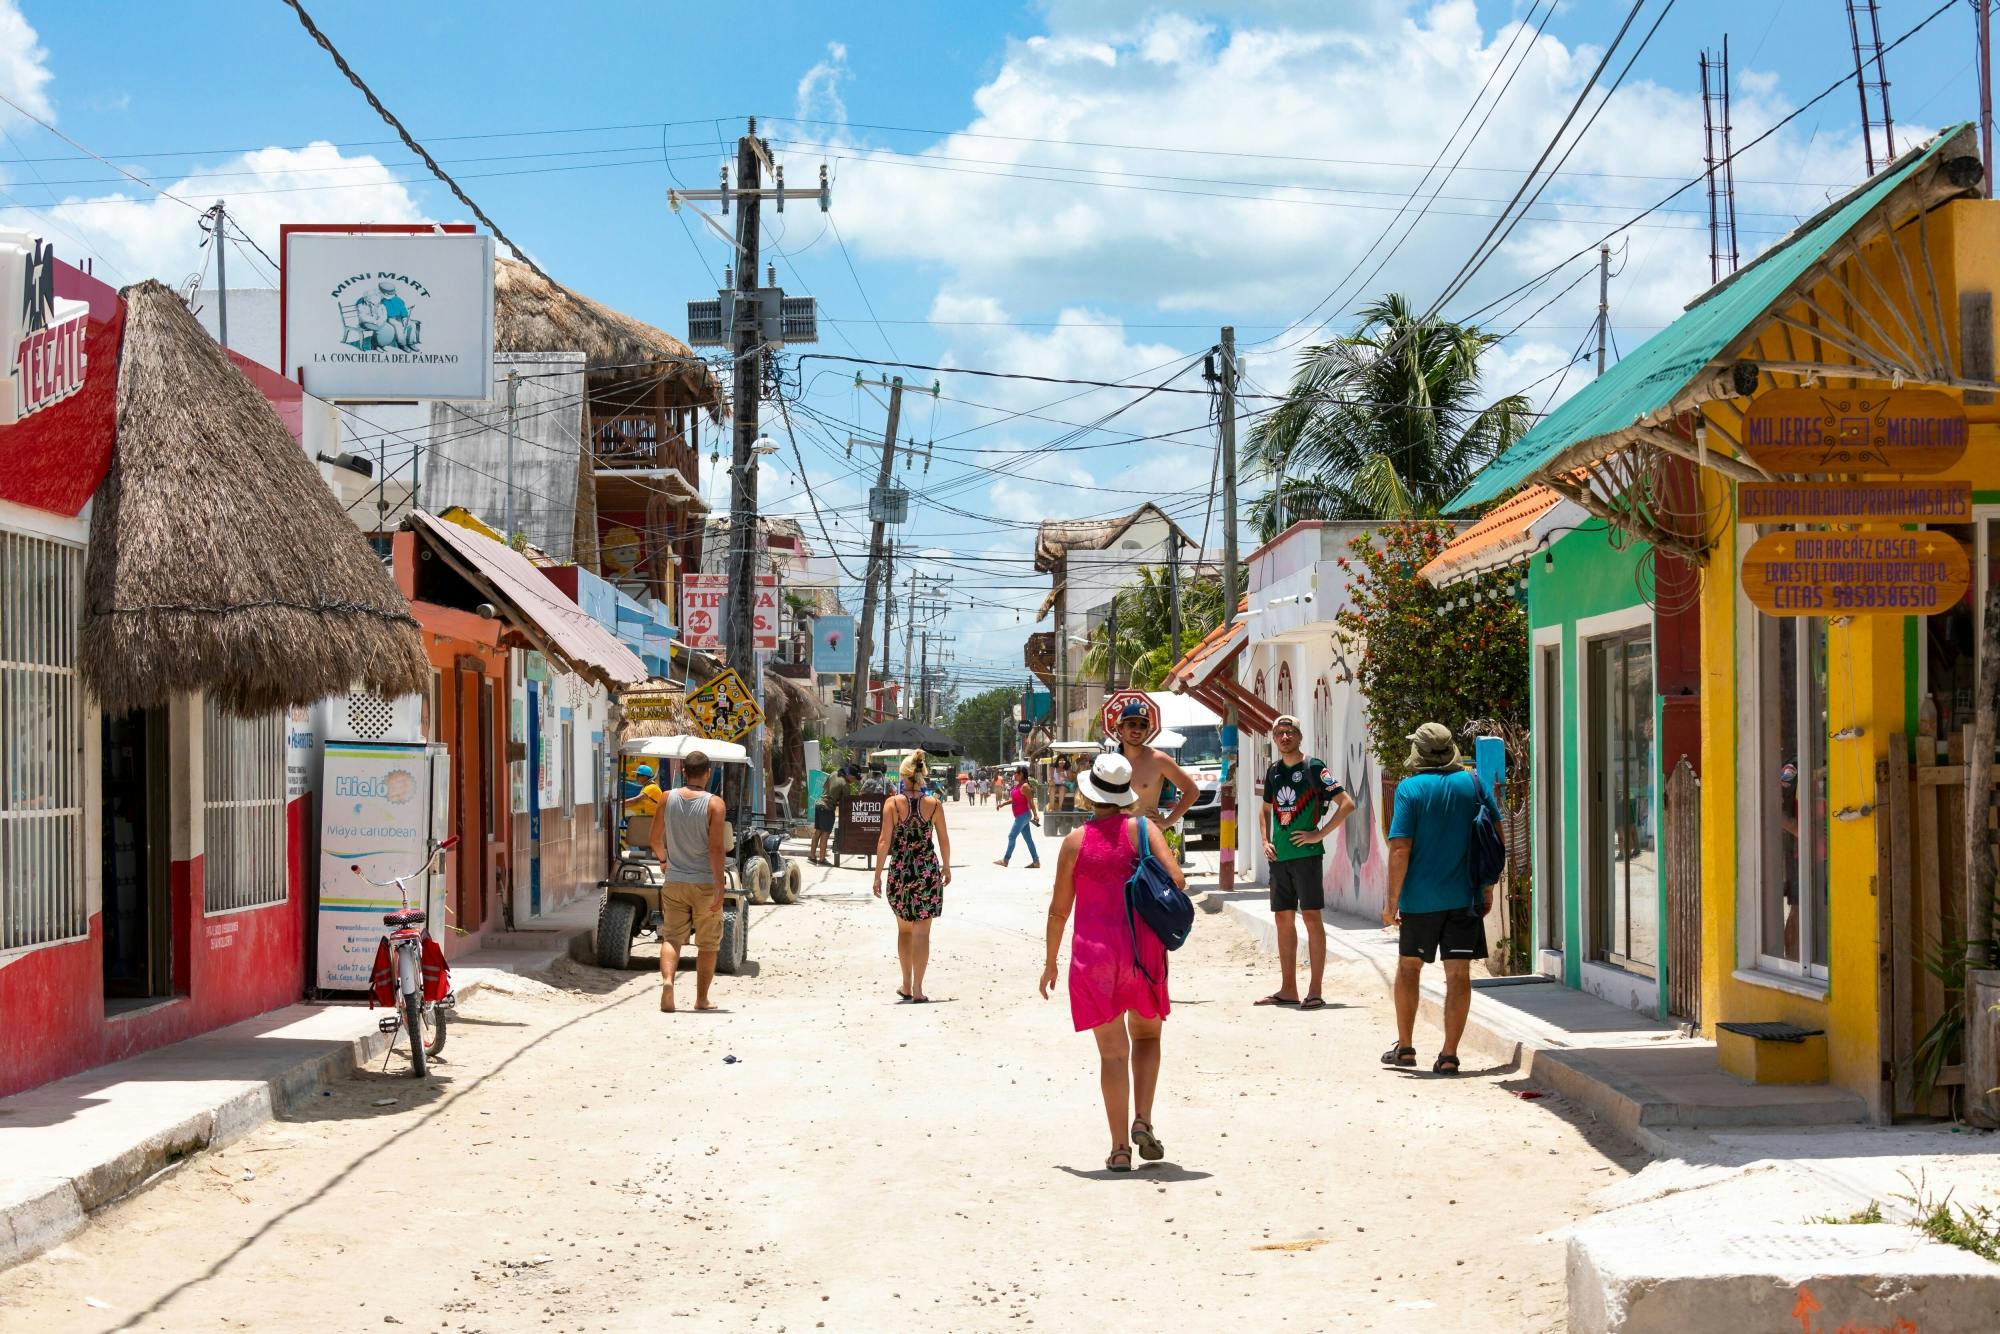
[0,232,89,425]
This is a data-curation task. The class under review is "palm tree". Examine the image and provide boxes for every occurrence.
[1247,294,1531,538]
[1078,567,1226,690]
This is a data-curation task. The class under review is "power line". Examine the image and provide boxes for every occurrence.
[278,0,560,290]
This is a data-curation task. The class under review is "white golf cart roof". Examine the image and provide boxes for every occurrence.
[632,735,748,762]
[1046,740,1106,755]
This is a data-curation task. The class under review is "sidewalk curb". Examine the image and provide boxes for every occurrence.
[0,924,591,1272]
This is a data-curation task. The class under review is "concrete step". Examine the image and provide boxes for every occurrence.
[1569,1224,2000,1332]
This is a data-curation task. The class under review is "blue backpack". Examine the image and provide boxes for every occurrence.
[1469,774,1506,902]
[1124,817,1194,980]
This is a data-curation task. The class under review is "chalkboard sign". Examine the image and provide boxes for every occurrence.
[836,793,887,864]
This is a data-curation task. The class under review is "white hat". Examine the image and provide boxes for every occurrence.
[1076,751,1138,808]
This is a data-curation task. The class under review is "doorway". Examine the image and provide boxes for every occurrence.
[1585,628,1658,977]
[101,707,172,1006]
[455,662,488,934]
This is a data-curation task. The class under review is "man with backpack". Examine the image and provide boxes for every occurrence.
[1381,723,1500,1075]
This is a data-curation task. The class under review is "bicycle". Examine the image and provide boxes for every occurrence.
[351,835,458,1077]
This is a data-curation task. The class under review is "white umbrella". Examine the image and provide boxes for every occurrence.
[635,735,748,762]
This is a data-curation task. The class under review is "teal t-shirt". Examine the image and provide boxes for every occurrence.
[1387,767,1490,914]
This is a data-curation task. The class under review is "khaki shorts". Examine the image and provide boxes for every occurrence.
[661,880,723,951]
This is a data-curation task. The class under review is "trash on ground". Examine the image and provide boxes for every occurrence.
[372,1097,397,1106]
[1251,1238,1328,1252]
[1511,1090,1545,1100]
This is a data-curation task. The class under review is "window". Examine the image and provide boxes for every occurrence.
[203,698,287,913]
[1586,630,1656,975]
[1755,615,1829,973]
[1537,642,1565,954]
[1,529,86,951]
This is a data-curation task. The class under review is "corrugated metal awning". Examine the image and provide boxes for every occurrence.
[406,510,648,688]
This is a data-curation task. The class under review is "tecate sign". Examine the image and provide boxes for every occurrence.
[283,230,496,401]
[0,232,89,426]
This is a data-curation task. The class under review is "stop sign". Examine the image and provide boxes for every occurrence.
[1101,689,1160,743]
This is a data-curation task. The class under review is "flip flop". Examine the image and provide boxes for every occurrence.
[896,990,911,1002]
[1255,993,1300,1007]
[1298,996,1327,1011]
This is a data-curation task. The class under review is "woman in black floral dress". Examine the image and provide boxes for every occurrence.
[873,752,953,1002]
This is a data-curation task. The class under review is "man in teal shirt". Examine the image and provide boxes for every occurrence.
[1382,722,1498,1074]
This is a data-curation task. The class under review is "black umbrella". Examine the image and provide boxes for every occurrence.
[843,718,963,755]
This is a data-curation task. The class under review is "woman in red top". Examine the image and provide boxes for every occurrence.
[994,764,1041,869]
[1039,751,1184,1171]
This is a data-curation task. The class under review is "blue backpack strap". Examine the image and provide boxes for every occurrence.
[1125,815,1156,984]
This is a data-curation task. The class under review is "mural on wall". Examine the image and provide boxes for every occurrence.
[1323,642,1386,911]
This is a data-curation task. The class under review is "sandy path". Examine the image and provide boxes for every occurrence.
[0,802,1642,1332]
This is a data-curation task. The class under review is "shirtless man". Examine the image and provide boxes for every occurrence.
[1109,697,1198,827]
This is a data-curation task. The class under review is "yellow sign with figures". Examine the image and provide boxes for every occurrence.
[687,668,762,742]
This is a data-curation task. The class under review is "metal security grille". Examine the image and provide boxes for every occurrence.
[0,529,86,951]
[202,699,286,913]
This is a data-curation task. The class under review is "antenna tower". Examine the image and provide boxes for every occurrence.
[1846,0,1897,175]
[1700,37,1740,284]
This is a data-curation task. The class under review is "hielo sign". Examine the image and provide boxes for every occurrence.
[282,227,495,401]
[0,231,89,426]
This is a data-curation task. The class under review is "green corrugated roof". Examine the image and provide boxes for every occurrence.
[1452,125,1972,511]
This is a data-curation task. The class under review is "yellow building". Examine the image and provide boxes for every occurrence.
[1457,123,1998,1123]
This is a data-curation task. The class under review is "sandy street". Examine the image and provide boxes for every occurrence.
[0,801,1643,1333]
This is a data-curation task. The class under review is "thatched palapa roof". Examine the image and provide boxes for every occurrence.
[493,259,722,410]
[81,281,429,716]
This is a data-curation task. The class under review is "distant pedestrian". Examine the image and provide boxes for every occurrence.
[812,765,851,865]
[648,750,728,1013]
[861,763,891,796]
[995,764,1042,869]
[874,751,953,1002]
[1039,752,1183,1172]
[1382,723,1499,1074]
[623,763,665,820]
[1256,715,1354,1011]
[1052,756,1073,811]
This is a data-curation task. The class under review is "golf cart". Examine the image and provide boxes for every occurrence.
[594,735,800,973]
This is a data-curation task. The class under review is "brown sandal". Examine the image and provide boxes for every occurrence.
[1131,1120,1163,1161]
[1106,1146,1134,1172]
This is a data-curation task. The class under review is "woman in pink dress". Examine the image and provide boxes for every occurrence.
[1038,751,1185,1172]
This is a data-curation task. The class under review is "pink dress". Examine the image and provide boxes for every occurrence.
[1067,814,1170,1032]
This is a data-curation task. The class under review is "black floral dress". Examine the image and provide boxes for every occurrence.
[885,800,945,921]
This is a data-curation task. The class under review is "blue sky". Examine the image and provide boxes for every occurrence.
[6,0,1990,690]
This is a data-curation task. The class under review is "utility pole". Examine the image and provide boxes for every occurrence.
[674,117,827,804]
[919,631,931,725]
[1980,0,1995,198]
[1104,597,1118,694]
[903,567,918,713]
[209,202,228,351]
[880,536,895,717]
[1168,536,1182,665]
[1595,244,1611,376]
[504,370,518,543]
[848,377,903,728]
[1215,326,1241,895]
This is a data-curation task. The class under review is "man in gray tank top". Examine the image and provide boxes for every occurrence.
[648,751,728,1012]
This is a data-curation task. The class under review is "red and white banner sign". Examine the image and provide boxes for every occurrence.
[680,573,727,650]
[0,233,90,426]
[681,573,782,652]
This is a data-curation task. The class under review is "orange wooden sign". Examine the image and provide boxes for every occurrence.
[1742,531,1970,615]
[1740,387,1967,474]
[1738,480,1972,524]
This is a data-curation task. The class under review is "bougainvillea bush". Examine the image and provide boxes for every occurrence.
[1333,521,1528,778]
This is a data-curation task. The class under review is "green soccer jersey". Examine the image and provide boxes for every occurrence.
[1264,757,1346,861]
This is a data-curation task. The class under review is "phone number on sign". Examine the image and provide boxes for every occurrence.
[1830,583,1944,610]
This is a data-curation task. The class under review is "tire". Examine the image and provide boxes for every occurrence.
[595,897,637,969]
[426,1002,447,1058]
[743,858,773,905]
[771,860,802,905]
[716,900,748,975]
[404,989,428,1078]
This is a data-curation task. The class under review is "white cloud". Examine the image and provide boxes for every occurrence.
[33,142,427,286]
[0,0,54,128]
[796,41,851,124]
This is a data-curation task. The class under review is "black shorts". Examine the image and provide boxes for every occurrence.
[1269,856,1325,913]
[813,803,835,833]
[1398,909,1487,963]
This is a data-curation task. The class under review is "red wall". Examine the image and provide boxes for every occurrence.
[0,794,311,1098]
